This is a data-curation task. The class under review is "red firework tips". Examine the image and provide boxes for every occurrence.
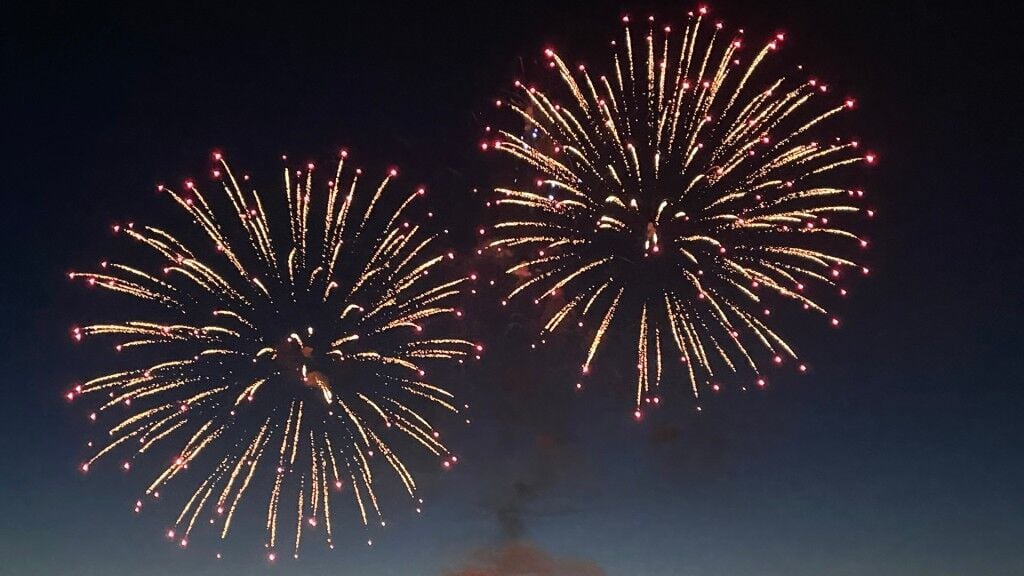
[70,150,474,554]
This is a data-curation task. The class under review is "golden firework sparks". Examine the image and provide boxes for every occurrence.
[483,7,874,418]
[68,150,480,558]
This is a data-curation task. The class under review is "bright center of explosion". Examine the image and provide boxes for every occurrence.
[281,327,333,404]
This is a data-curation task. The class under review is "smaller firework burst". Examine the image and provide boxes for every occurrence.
[482,7,874,418]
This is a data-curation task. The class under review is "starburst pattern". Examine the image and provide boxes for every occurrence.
[68,151,480,558]
[484,7,873,417]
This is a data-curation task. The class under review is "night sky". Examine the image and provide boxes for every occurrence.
[2,1,1023,575]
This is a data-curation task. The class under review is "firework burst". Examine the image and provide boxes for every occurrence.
[483,7,873,417]
[68,151,480,558]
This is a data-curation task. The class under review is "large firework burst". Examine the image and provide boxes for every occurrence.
[484,7,873,417]
[67,151,480,558]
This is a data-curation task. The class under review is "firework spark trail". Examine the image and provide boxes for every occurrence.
[68,151,480,558]
[483,7,874,417]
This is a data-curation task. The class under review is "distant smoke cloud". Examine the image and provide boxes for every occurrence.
[445,541,605,576]
[488,432,565,540]
[495,478,539,539]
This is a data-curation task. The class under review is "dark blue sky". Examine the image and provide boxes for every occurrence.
[2,1,1022,574]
